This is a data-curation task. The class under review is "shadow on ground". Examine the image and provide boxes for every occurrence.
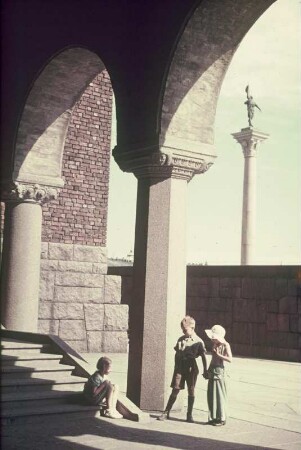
[1,415,274,450]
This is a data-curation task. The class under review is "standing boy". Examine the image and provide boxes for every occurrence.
[157,315,208,423]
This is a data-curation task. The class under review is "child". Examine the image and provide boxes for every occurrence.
[204,324,232,426]
[83,356,122,419]
[158,315,208,423]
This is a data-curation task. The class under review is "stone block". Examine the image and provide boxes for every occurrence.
[256,278,275,300]
[59,320,86,340]
[41,242,49,259]
[54,286,104,303]
[73,244,107,263]
[49,243,73,260]
[84,304,104,330]
[288,279,298,296]
[288,348,300,362]
[274,278,287,299]
[208,297,232,312]
[187,280,209,297]
[251,324,266,345]
[39,271,55,301]
[102,331,128,353]
[104,276,121,304]
[39,301,54,319]
[56,272,104,288]
[267,300,278,313]
[208,278,219,297]
[87,331,103,352]
[220,278,241,288]
[57,261,93,273]
[232,322,252,344]
[277,314,290,332]
[267,313,277,331]
[104,304,129,331]
[289,315,298,333]
[38,319,59,335]
[92,262,107,274]
[279,297,297,314]
[64,340,88,353]
[207,311,232,327]
[220,287,241,299]
[267,331,298,349]
[233,299,266,323]
[241,278,256,299]
[53,303,84,319]
[40,259,58,271]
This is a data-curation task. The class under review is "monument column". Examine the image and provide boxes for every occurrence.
[0,182,58,331]
[232,128,269,265]
[113,146,213,410]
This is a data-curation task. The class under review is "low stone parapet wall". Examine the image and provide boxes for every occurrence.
[39,243,128,353]
[108,265,300,362]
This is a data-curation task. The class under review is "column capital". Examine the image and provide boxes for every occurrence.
[0,181,60,204]
[232,127,269,158]
[113,144,215,181]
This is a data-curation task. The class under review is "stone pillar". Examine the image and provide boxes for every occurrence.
[0,182,58,331]
[113,146,213,410]
[232,128,269,265]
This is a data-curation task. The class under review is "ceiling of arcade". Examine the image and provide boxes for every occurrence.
[0,0,275,188]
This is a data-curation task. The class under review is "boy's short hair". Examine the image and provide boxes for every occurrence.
[181,315,195,329]
[96,356,112,371]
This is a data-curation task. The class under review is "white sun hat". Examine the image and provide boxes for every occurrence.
[205,324,226,343]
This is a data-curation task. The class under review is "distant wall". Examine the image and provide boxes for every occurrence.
[108,265,301,362]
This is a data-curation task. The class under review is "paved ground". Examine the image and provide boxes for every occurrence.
[2,354,300,450]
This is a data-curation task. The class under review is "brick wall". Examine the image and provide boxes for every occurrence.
[41,70,112,245]
[108,265,301,362]
[1,70,112,246]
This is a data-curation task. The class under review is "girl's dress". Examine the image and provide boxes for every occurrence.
[207,342,230,423]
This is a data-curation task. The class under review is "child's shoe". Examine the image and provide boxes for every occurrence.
[104,409,123,419]
[157,411,170,421]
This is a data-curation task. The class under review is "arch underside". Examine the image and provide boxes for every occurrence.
[160,0,275,161]
[13,48,105,188]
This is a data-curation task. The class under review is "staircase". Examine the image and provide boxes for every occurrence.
[1,335,100,425]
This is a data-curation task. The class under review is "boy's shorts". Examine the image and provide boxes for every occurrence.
[170,368,198,390]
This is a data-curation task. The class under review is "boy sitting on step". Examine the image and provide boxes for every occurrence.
[83,356,122,419]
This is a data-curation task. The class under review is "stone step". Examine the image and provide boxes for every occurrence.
[1,339,47,349]
[1,376,86,393]
[1,365,75,379]
[1,402,101,426]
[2,353,62,364]
[2,357,65,369]
[1,390,85,410]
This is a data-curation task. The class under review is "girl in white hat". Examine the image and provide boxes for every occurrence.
[204,325,232,426]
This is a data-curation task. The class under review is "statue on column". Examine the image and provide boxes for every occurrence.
[244,85,261,127]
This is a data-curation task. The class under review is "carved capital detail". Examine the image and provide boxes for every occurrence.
[1,182,60,204]
[232,128,269,159]
[113,145,214,181]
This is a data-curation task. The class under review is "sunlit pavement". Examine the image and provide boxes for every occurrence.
[2,354,300,450]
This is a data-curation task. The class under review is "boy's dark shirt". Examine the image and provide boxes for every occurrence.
[174,333,206,374]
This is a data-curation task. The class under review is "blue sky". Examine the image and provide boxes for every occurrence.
[107,0,300,265]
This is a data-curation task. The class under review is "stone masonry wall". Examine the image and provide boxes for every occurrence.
[39,243,128,353]
[108,265,301,362]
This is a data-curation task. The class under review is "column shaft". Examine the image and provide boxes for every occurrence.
[1,201,42,331]
[127,176,187,410]
[241,155,257,265]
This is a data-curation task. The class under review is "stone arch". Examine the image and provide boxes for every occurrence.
[159,0,275,163]
[13,47,106,188]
